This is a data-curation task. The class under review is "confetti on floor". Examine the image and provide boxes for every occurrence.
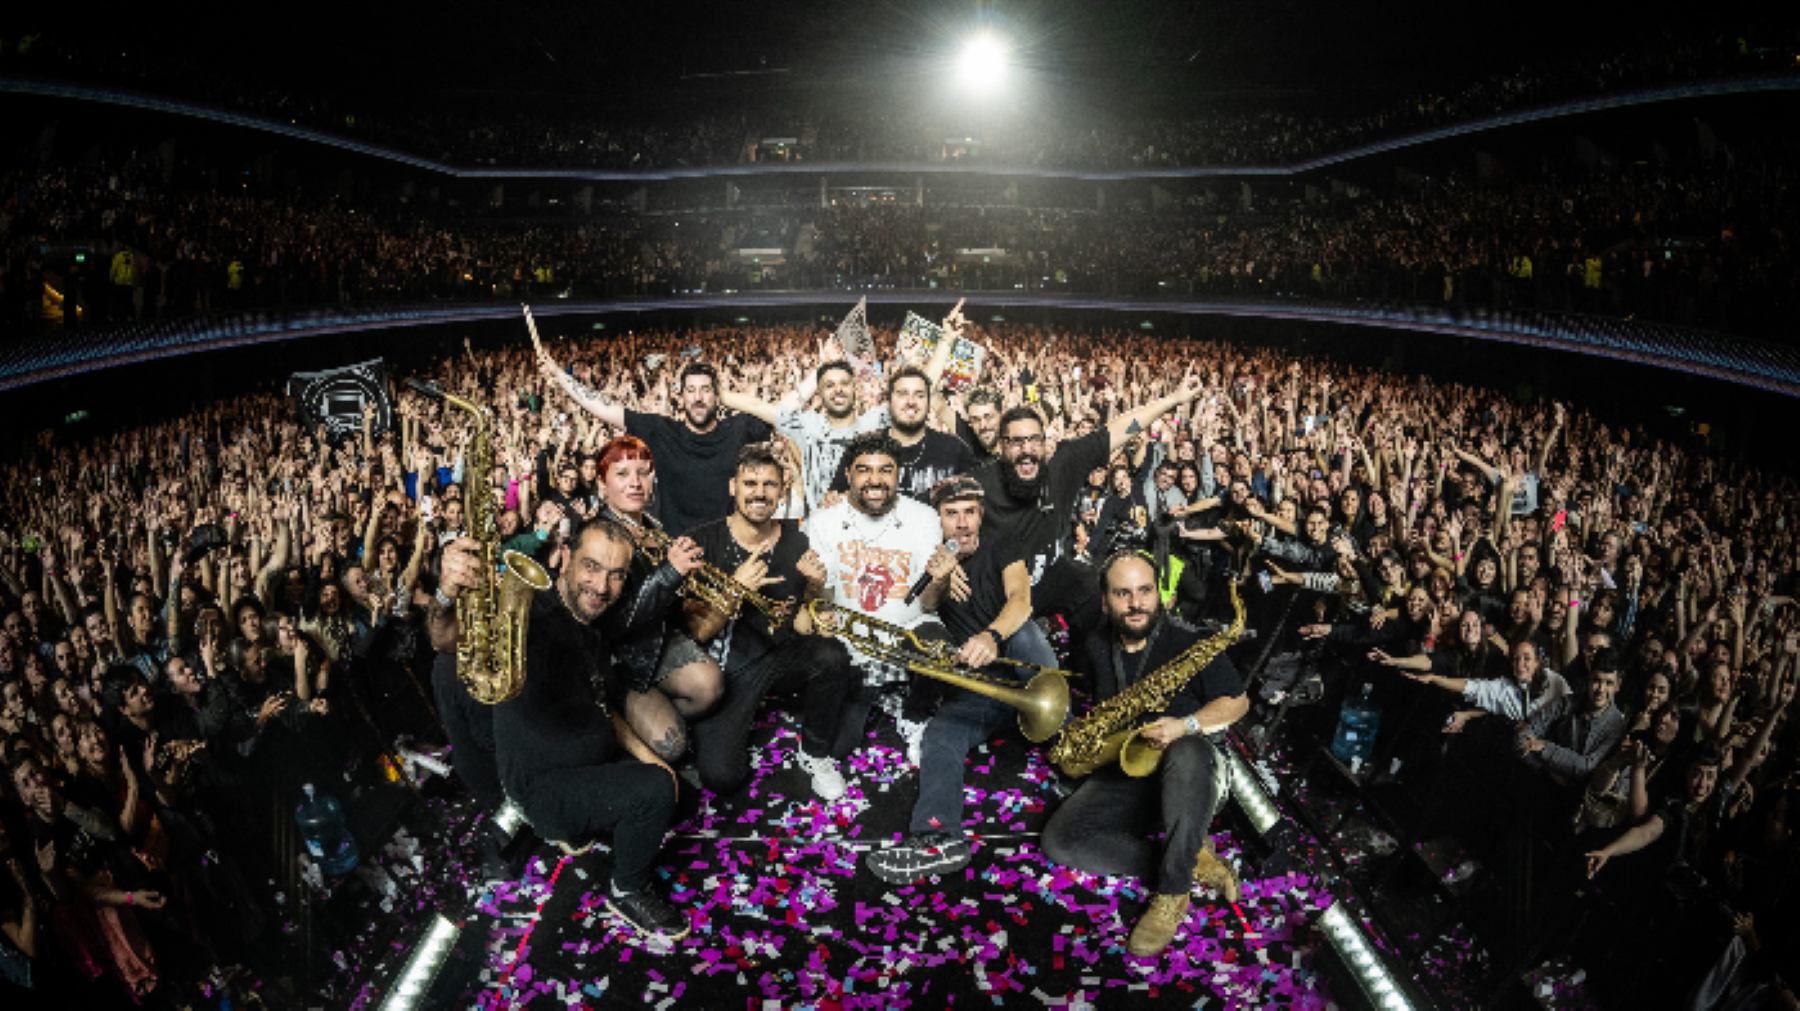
[434,710,1342,1009]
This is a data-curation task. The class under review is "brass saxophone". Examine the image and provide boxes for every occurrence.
[407,380,550,704]
[1048,584,1245,778]
[806,600,1072,743]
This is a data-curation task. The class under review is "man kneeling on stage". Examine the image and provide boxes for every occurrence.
[493,519,689,942]
[686,445,856,800]
[866,475,1061,883]
[1042,553,1248,957]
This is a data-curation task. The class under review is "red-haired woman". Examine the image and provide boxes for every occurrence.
[590,436,723,764]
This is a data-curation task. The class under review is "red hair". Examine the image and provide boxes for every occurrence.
[596,435,654,475]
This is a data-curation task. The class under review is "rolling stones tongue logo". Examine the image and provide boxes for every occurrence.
[856,564,899,611]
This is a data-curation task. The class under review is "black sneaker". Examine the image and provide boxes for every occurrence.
[607,885,691,941]
[865,832,971,884]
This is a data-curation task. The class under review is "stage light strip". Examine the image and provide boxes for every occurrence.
[1223,745,1281,835]
[379,914,462,1011]
[1320,904,1416,1010]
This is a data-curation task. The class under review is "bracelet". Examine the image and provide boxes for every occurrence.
[982,628,1004,650]
[1184,714,1202,736]
[433,588,456,609]
[125,892,134,906]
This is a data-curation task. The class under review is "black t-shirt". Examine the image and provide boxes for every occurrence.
[828,429,977,505]
[495,589,621,841]
[684,518,811,671]
[972,429,1111,584]
[936,535,1025,649]
[625,410,773,538]
[1078,618,1245,721]
[955,415,997,465]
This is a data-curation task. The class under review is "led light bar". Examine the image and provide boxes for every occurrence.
[380,914,461,1011]
[1321,904,1416,1010]
[1223,745,1281,835]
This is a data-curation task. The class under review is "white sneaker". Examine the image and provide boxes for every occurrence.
[895,715,928,768]
[797,751,846,802]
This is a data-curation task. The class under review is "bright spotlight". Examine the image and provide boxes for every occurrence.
[956,33,1009,92]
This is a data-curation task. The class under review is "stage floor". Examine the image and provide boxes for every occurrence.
[415,709,1343,1009]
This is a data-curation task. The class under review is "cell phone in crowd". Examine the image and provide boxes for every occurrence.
[1258,572,1274,594]
[421,496,435,522]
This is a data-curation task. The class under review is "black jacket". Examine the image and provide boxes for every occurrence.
[494,589,621,841]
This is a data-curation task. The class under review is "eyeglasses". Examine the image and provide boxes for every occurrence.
[1002,434,1046,449]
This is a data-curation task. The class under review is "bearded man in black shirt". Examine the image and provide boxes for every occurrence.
[685,446,856,802]
[826,366,976,506]
[970,376,1204,635]
[491,519,689,942]
[1041,553,1248,958]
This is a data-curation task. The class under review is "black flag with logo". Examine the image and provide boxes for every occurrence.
[288,358,393,444]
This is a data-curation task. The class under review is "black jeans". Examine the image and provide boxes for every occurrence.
[830,621,955,758]
[1041,734,1222,896]
[693,635,855,794]
[431,651,504,811]
[512,760,676,892]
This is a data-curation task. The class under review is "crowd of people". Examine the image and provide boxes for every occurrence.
[3,23,1787,170]
[6,140,1795,344]
[1,302,1795,1005]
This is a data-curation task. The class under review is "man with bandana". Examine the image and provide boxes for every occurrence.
[969,375,1206,637]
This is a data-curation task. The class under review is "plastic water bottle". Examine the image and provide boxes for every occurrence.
[1331,683,1382,767]
[295,783,360,876]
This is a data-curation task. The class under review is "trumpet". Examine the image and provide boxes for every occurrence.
[627,521,792,626]
[805,600,1072,743]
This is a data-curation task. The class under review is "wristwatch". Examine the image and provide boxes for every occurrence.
[1183,714,1202,737]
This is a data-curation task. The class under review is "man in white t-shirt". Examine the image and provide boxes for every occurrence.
[802,431,959,762]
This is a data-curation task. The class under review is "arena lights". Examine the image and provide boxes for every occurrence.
[956,33,1010,93]
[379,914,461,1011]
[1222,745,1280,835]
[1320,904,1417,1010]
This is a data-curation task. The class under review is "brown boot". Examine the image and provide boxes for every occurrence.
[1126,893,1191,957]
[1192,841,1241,903]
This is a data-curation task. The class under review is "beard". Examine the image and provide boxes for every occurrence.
[891,413,926,439]
[850,483,896,517]
[999,454,1044,501]
[1107,601,1164,643]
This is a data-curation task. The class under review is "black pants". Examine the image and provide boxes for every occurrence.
[512,760,676,892]
[1041,734,1222,897]
[430,651,504,811]
[693,635,855,794]
[829,621,954,759]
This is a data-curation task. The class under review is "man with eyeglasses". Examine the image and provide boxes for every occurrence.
[969,375,1205,635]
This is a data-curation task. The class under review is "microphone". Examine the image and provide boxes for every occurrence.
[903,540,959,605]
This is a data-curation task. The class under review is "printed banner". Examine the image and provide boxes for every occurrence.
[895,311,988,394]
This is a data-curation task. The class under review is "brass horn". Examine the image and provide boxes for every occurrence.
[806,600,1072,743]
